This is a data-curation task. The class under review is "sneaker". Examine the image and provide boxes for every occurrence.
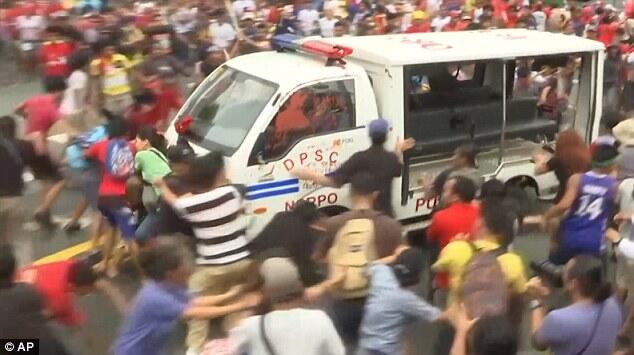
[62,221,82,234]
[34,210,56,229]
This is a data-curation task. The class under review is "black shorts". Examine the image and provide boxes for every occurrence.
[30,154,63,181]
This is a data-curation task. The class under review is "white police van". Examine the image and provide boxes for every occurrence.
[166,29,605,233]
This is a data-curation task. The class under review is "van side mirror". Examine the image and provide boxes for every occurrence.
[248,131,267,166]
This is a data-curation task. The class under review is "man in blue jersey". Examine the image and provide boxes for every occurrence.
[543,144,619,265]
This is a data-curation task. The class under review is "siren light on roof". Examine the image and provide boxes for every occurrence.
[272,34,353,65]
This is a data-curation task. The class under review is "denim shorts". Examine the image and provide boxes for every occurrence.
[98,196,138,240]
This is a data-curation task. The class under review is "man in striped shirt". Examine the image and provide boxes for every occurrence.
[157,151,253,355]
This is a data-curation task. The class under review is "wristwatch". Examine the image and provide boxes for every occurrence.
[529,299,543,310]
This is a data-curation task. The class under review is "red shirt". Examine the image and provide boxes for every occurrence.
[86,139,135,196]
[405,22,431,33]
[598,22,619,47]
[17,260,85,326]
[40,40,75,77]
[21,94,61,135]
[155,84,183,125]
[427,202,480,289]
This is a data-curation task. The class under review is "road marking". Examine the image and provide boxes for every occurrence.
[33,241,92,265]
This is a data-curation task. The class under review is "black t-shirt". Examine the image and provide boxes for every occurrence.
[0,283,69,355]
[0,139,34,197]
[547,157,569,203]
[331,145,402,216]
[250,211,324,286]
[156,173,194,237]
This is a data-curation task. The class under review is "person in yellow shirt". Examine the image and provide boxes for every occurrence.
[89,41,133,115]
[432,199,528,304]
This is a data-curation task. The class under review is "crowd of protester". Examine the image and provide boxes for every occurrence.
[3,0,634,354]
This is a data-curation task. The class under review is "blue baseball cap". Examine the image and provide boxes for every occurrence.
[368,118,390,136]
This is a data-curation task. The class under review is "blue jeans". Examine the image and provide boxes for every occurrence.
[135,211,160,240]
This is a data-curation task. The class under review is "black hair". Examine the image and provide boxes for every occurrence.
[137,125,167,154]
[291,200,321,224]
[68,50,91,72]
[469,315,519,355]
[43,75,67,93]
[370,132,387,146]
[480,179,506,200]
[567,255,612,303]
[188,151,225,190]
[93,38,115,55]
[334,20,345,27]
[106,117,130,138]
[449,176,477,202]
[139,244,183,281]
[456,143,478,167]
[68,261,98,287]
[481,198,515,245]
[0,116,17,140]
[0,245,16,285]
[350,172,378,196]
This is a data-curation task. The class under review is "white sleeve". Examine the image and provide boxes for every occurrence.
[618,238,634,260]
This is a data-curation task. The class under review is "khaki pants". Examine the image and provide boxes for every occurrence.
[186,258,254,352]
[103,93,133,116]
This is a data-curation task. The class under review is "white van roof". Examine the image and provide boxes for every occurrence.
[324,29,605,66]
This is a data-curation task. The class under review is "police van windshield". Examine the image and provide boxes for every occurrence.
[180,66,278,155]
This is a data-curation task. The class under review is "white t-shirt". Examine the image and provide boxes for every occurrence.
[60,70,89,115]
[319,17,338,37]
[297,8,320,35]
[16,15,46,41]
[533,11,547,31]
[209,22,237,49]
[231,309,344,355]
[232,0,255,17]
[432,16,451,32]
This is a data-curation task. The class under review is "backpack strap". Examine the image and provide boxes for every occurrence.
[149,148,169,164]
[259,314,277,355]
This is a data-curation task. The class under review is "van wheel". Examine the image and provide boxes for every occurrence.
[505,176,539,218]
[319,206,349,217]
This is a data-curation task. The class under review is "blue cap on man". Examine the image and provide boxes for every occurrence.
[368,118,390,136]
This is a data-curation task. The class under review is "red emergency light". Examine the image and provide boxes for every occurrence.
[301,40,353,60]
[272,34,353,65]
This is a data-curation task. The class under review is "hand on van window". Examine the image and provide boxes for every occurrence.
[396,138,416,153]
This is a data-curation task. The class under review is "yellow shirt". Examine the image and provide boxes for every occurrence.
[90,54,132,96]
[432,238,528,302]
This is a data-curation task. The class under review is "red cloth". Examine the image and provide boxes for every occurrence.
[40,40,75,77]
[598,22,619,47]
[405,22,431,33]
[427,202,480,289]
[86,139,135,196]
[155,84,182,126]
[17,261,85,326]
[21,94,61,135]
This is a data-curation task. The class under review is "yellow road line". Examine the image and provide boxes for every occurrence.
[33,241,92,265]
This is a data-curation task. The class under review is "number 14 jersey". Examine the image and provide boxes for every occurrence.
[561,171,617,255]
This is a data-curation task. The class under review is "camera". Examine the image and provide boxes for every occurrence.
[530,260,564,288]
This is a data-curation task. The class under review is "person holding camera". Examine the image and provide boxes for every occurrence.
[528,255,622,355]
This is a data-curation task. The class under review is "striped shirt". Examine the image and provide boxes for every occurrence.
[173,185,250,265]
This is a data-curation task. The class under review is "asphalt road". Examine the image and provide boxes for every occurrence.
[0,61,549,355]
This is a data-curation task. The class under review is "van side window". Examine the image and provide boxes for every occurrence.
[258,79,355,162]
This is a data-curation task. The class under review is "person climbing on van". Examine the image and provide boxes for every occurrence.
[292,118,414,216]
